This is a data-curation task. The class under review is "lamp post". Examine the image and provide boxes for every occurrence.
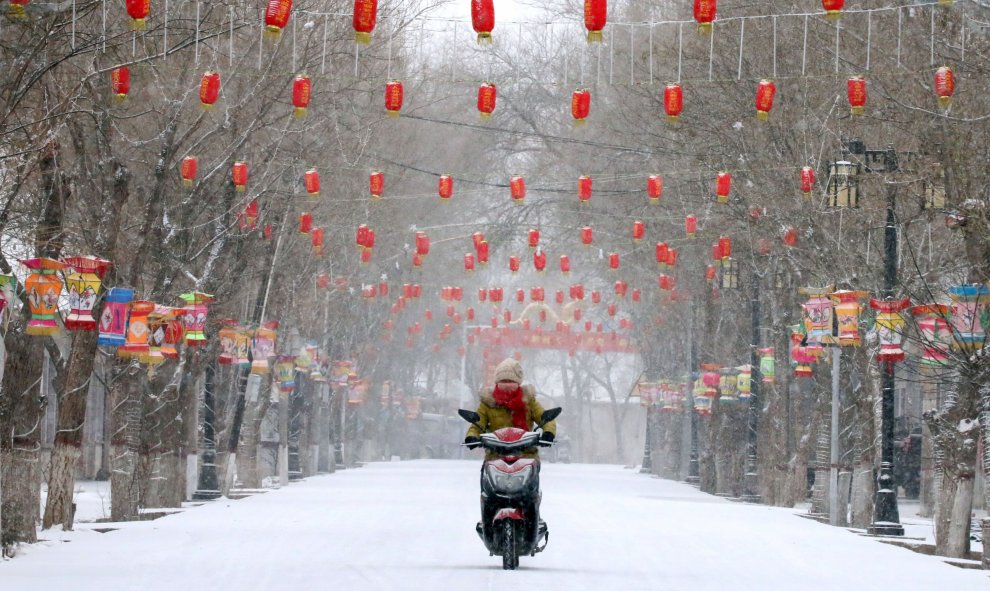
[685,297,700,485]
[830,138,905,536]
[742,260,762,503]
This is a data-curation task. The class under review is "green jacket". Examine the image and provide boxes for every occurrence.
[466,385,557,456]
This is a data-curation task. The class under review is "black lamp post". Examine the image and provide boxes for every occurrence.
[830,138,905,536]
[685,298,700,485]
[741,262,762,503]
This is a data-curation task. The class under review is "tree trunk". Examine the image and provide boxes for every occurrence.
[110,372,141,521]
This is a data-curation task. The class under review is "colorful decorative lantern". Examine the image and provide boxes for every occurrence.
[200,71,220,109]
[822,0,844,20]
[7,0,28,18]
[685,215,697,238]
[97,288,133,346]
[647,175,662,204]
[511,176,526,205]
[949,285,989,351]
[353,0,377,44]
[584,0,607,43]
[799,287,834,345]
[560,255,571,274]
[299,212,312,234]
[291,74,311,117]
[632,220,645,242]
[574,227,591,248]
[369,170,384,199]
[63,256,111,331]
[533,250,547,272]
[911,304,951,365]
[716,172,731,203]
[180,156,197,186]
[759,348,775,383]
[311,227,324,256]
[578,175,592,204]
[471,0,494,44]
[609,252,620,270]
[663,84,683,121]
[800,166,816,197]
[264,0,292,36]
[385,79,403,117]
[118,301,155,358]
[870,298,911,364]
[304,168,320,197]
[736,366,752,397]
[831,290,868,346]
[232,161,248,192]
[477,83,496,120]
[275,355,296,393]
[21,258,65,336]
[755,79,776,121]
[217,321,239,365]
[572,89,591,124]
[0,274,11,320]
[847,76,866,115]
[935,66,954,109]
[126,0,149,29]
[694,0,716,32]
[142,306,176,365]
[178,292,214,347]
[438,174,453,201]
[111,67,130,100]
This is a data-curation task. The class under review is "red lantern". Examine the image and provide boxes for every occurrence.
[578,175,592,204]
[264,0,292,35]
[304,168,320,197]
[200,71,220,109]
[478,288,488,302]
[232,161,248,192]
[580,226,593,246]
[591,290,602,304]
[572,89,591,124]
[425,309,433,322]
[464,253,475,272]
[111,67,130,99]
[528,228,540,249]
[822,0,843,20]
[415,231,430,256]
[632,220,645,242]
[531,287,545,302]
[317,273,331,289]
[571,284,585,301]
[477,240,489,265]
[385,80,403,117]
[126,0,149,30]
[718,236,731,260]
[516,289,526,303]
[438,175,453,201]
[655,242,668,266]
[509,256,520,273]
[356,224,369,249]
[666,247,678,267]
[647,175,663,204]
[311,227,324,256]
[800,166,815,197]
[412,253,423,268]
[935,66,954,108]
[361,248,372,264]
[240,199,259,231]
[292,74,311,117]
[783,226,799,247]
[180,156,197,187]
[632,289,641,303]
[607,303,617,317]
[353,0,377,44]
[534,250,547,272]
[467,307,476,320]
[510,176,526,204]
[369,170,384,199]
[584,0,607,43]
[615,281,628,298]
[685,215,697,238]
[711,243,722,262]
[694,0,716,32]
[299,212,312,234]
[659,274,674,291]
[472,231,485,249]
[478,83,496,120]
[847,76,866,115]
[755,79,776,121]
[609,252,620,270]
[264,224,274,240]
[716,172,731,203]
[663,83,683,121]
[471,0,494,44]
[490,287,502,303]
[560,255,571,274]
[412,284,422,298]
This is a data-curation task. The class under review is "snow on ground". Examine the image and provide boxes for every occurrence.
[6,461,988,590]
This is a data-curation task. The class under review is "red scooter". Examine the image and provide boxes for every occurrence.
[459,407,562,570]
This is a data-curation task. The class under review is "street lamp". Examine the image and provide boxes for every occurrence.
[833,137,906,536]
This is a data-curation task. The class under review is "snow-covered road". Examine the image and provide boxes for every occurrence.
[4,461,987,590]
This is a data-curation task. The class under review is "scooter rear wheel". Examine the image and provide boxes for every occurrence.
[501,520,519,570]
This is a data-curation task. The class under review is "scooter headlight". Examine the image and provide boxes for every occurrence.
[486,464,533,494]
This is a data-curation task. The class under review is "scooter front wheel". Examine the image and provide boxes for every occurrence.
[501,520,519,570]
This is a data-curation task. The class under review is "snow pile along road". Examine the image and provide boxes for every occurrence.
[4,460,987,590]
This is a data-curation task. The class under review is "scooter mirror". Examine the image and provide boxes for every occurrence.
[458,409,482,424]
[539,407,562,427]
